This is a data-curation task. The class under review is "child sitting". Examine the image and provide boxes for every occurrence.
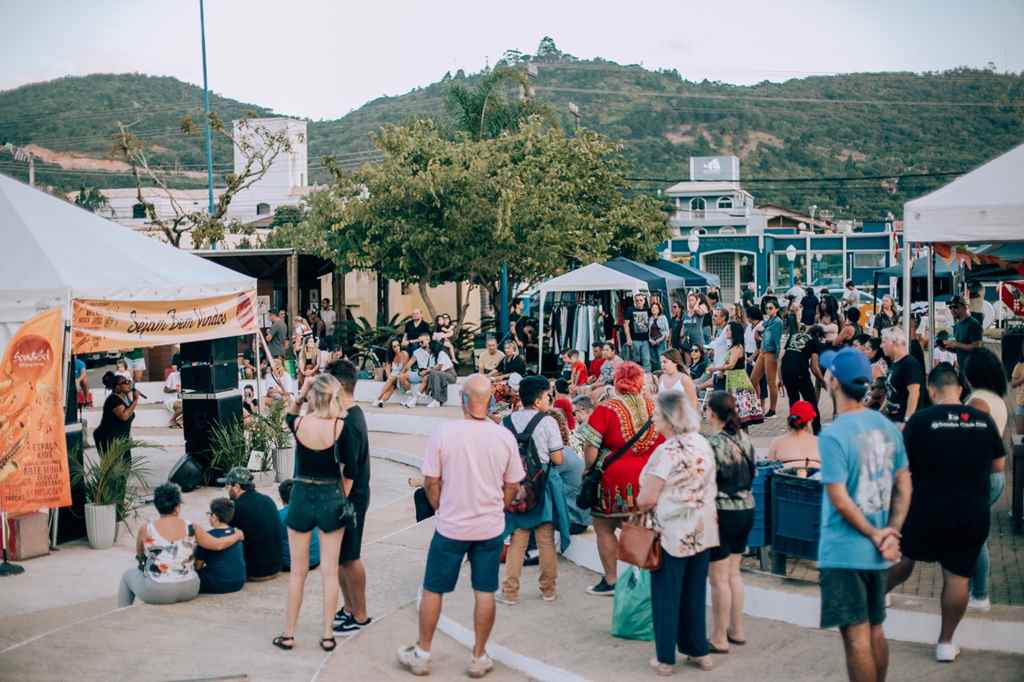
[195,497,246,594]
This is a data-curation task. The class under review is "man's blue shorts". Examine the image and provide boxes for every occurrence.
[422,531,503,594]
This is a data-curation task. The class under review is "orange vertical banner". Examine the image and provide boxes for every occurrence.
[0,307,72,514]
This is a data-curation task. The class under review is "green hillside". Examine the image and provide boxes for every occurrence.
[2,48,1022,219]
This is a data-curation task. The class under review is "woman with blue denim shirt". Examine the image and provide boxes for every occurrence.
[749,300,783,418]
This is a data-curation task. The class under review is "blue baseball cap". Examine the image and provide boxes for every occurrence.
[819,347,871,390]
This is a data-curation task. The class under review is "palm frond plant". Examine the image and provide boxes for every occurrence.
[69,437,153,525]
[208,417,251,475]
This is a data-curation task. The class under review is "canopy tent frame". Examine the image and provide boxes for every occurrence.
[535,263,648,375]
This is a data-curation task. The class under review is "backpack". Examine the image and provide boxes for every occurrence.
[716,432,755,496]
[502,412,550,514]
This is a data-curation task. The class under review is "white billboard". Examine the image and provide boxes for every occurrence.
[690,156,740,182]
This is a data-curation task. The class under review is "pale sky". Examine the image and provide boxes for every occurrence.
[2,0,1023,120]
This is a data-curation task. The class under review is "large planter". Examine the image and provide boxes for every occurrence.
[84,503,117,550]
[274,438,295,483]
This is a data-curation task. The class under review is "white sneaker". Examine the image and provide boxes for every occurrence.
[426,400,440,408]
[967,597,991,612]
[401,397,416,409]
[397,645,432,676]
[467,653,494,678]
[935,642,960,663]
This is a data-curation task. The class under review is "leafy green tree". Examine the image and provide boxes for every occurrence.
[445,66,551,141]
[270,204,305,228]
[73,186,109,212]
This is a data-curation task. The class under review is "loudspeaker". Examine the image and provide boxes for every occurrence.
[58,426,87,544]
[1002,332,1024,379]
[182,390,243,466]
[180,337,240,365]
[168,454,205,492]
[181,362,238,393]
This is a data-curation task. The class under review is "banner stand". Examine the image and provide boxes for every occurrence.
[0,511,25,577]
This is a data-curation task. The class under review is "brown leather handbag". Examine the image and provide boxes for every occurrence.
[617,513,661,570]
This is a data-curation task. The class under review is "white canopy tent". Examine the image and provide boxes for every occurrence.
[0,174,256,355]
[900,143,1024,366]
[536,263,649,374]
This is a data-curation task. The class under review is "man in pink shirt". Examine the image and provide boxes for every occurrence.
[397,374,524,679]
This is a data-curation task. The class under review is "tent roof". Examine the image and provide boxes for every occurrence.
[0,174,255,301]
[604,257,683,293]
[538,262,648,294]
[876,257,959,278]
[904,143,1024,244]
[647,259,721,288]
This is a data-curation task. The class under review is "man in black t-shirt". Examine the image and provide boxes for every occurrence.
[887,363,1005,663]
[327,359,373,636]
[402,309,432,351]
[224,467,283,581]
[623,292,652,372]
[881,327,923,424]
[943,296,982,371]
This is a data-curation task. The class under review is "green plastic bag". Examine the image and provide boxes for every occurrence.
[610,566,654,641]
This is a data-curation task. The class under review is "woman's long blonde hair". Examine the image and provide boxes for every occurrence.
[305,374,345,419]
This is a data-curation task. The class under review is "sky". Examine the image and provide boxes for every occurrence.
[2,0,1023,121]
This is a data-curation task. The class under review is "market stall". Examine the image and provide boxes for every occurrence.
[535,262,648,374]
[646,258,721,290]
[603,257,685,301]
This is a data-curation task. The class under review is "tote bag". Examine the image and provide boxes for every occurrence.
[725,369,765,426]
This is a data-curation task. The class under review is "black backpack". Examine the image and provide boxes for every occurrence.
[716,432,755,496]
[502,412,550,514]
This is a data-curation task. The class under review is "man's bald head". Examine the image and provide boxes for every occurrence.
[463,374,492,402]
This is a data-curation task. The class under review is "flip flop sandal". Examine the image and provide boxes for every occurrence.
[272,635,295,651]
[320,637,337,652]
[707,642,730,654]
[727,634,747,646]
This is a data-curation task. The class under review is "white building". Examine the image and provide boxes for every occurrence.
[69,117,312,247]
[664,155,767,238]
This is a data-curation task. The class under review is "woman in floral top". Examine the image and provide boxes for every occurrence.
[636,390,718,675]
[704,391,757,654]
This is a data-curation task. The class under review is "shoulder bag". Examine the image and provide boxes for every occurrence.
[576,418,653,511]
[618,512,661,570]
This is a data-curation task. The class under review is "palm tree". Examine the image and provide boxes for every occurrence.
[445,67,553,141]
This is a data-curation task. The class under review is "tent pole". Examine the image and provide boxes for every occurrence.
[926,246,935,372]
[902,242,913,339]
[254,332,262,409]
[537,289,545,376]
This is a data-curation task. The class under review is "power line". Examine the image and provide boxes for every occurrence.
[626,170,965,184]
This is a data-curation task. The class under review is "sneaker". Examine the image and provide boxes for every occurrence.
[968,597,991,612]
[586,578,616,596]
[495,593,519,606]
[765,410,777,419]
[333,609,353,628]
[397,645,432,676]
[935,642,960,663]
[401,397,416,409]
[467,654,495,679]
[334,616,372,637]
[426,400,441,408]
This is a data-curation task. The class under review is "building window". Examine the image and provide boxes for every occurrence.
[689,197,706,215]
[132,203,147,219]
[811,253,844,289]
[852,251,887,269]
[717,196,733,210]
[719,226,737,235]
[772,252,808,290]
[256,202,271,216]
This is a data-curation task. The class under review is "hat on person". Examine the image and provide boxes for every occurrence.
[948,295,967,308]
[220,466,253,487]
[788,400,817,428]
[819,347,871,391]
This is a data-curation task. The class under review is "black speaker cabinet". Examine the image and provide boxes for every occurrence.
[58,425,87,544]
[180,336,240,365]
[181,362,238,393]
[182,390,243,466]
[168,454,205,492]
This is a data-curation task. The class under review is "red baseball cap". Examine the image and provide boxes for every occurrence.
[789,400,817,427]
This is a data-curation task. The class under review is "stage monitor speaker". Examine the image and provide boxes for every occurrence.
[182,390,243,465]
[58,426,87,544]
[181,362,238,393]
[1002,332,1023,379]
[168,454,205,492]
[180,336,240,365]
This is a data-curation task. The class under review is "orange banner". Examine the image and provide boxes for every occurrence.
[0,308,72,514]
[71,290,257,354]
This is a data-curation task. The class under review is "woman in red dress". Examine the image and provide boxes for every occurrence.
[578,361,664,595]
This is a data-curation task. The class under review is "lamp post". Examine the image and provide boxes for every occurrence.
[786,244,797,288]
[199,0,214,216]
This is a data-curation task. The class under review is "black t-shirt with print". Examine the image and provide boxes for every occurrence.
[780,331,820,381]
[903,404,1004,525]
[883,354,924,423]
[625,305,651,342]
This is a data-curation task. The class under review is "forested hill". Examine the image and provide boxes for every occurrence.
[2,50,1022,219]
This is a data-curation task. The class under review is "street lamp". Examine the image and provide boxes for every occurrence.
[786,244,797,287]
[687,232,700,268]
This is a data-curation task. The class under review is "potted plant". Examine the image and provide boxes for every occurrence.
[247,413,275,482]
[260,401,294,483]
[208,417,249,484]
[69,438,151,550]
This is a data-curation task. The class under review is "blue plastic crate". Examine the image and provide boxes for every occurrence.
[770,468,822,561]
[746,464,777,549]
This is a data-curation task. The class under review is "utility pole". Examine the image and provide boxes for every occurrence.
[27,155,34,187]
[199,0,215,215]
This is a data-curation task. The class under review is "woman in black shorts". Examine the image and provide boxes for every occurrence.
[275,374,348,653]
[704,391,756,653]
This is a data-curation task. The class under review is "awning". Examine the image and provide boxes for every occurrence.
[604,257,685,295]
[646,258,721,288]
[536,262,648,294]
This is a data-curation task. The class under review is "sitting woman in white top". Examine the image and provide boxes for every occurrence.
[421,340,456,408]
[118,482,244,607]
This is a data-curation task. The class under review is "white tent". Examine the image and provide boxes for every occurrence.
[536,263,649,374]
[0,174,256,354]
[904,142,1024,245]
